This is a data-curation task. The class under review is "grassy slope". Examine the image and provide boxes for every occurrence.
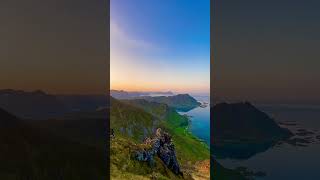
[110,98,157,142]
[111,98,246,179]
[110,137,182,180]
[140,94,201,110]
[125,98,209,163]
[110,97,209,179]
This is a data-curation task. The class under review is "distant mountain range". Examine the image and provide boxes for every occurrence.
[0,89,107,120]
[110,89,174,99]
[111,90,200,111]
[0,89,68,119]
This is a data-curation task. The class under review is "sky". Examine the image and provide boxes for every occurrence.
[110,0,210,95]
[0,0,108,95]
[212,0,320,105]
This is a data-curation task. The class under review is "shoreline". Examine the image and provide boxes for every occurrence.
[180,111,210,149]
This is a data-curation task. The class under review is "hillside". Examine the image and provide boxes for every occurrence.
[140,94,201,111]
[110,90,149,99]
[0,108,106,179]
[110,97,209,179]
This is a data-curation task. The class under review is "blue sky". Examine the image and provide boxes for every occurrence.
[110,0,210,95]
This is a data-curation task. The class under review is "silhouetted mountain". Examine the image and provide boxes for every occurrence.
[0,89,107,120]
[0,89,68,119]
[141,94,201,111]
[0,108,106,179]
[212,102,293,159]
[32,109,107,148]
[57,94,107,112]
[213,102,292,141]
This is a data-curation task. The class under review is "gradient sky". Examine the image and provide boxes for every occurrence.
[213,0,320,104]
[111,0,210,95]
[0,0,108,95]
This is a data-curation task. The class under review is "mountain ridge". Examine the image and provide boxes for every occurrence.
[0,107,106,179]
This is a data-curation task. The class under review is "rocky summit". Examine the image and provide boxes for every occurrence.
[135,128,183,176]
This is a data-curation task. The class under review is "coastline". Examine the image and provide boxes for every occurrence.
[179,96,210,147]
[178,104,210,148]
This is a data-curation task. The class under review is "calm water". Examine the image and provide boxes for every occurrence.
[178,96,210,146]
[218,104,320,179]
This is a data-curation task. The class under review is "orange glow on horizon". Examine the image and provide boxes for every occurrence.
[110,81,209,94]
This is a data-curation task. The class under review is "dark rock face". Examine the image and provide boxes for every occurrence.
[212,102,293,159]
[135,129,182,176]
[213,102,293,142]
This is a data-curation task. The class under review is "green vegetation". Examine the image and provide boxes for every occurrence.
[111,136,183,180]
[110,97,209,179]
[110,97,157,142]
[111,97,247,179]
[164,108,209,164]
[140,94,201,111]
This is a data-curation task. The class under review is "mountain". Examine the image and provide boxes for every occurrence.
[0,108,106,179]
[110,96,158,141]
[31,109,107,148]
[0,89,108,120]
[110,90,149,99]
[110,90,199,111]
[110,96,209,179]
[140,94,201,111]
[56,94,107,112]
[212,102,293,159]
[110,89,174,99]
[0,89,68,119]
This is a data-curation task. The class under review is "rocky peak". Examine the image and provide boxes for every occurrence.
[135,128,183,176]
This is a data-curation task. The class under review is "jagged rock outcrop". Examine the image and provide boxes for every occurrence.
[135,128,183,176]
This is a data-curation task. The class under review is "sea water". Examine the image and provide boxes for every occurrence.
[178,95,210,146]
[218,104,320,179]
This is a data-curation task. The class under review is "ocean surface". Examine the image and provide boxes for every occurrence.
[218,104,320,179]
[178,95,210,146]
